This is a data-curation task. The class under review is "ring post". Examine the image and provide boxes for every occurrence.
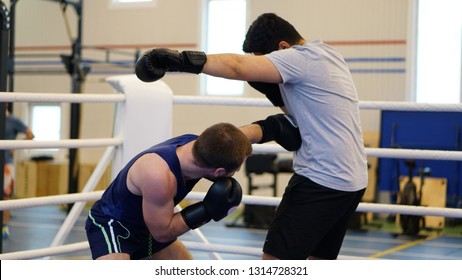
[106,74,173,179]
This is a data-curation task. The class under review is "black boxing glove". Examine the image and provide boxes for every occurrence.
[253,114,302,151]
[248,81,285,107]
[181,177,242,229]
[135,48,207,82]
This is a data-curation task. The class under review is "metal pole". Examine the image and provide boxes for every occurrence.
[7,0,18,93]
[67,0,83,211]
[0,0,11,253]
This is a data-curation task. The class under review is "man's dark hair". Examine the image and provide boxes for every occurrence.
[243,13,303,54]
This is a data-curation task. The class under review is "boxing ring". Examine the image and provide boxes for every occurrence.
[1,74,462,260]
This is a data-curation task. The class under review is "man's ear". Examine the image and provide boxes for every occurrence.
[279,41,291,50]
[213,168,227,178]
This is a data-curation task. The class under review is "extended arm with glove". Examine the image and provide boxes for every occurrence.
[135,48,207,82]
[253,114,302,151]
[180,177,242,229]
[136,48,285,108]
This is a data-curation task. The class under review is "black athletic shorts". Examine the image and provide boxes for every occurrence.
[85,200,175,260]
[263,173,365,260]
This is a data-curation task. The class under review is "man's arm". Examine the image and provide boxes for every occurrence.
[24,128,35,140]
[128,153,190,243]
[135,49,287,108]
[204,54,288,108]
[128,153,244,242]
[239,124,263,144]
[202,53,283,83]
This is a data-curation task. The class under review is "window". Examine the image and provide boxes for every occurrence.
[203,0,246,96]
[29,104,62,156]
[415,0,462,103]
[31,105,61,141]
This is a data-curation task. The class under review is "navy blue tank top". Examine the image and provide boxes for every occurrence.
[99,134,199,227]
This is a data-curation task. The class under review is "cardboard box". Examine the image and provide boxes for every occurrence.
[36,161,68,196]
[15,161,38,198]
[14,160,111,198]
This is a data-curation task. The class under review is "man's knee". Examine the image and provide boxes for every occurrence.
[262,252,279,260]
[153,240,192,260]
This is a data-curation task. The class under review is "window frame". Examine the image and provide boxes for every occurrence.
[409,0,462,103]
[27,103,64,159]
[201,0,247,96]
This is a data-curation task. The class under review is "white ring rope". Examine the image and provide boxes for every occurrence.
[0,240,264,260]
[2,191,462,219]
[0,241,261,260]
[365,147,462,161]
[0,191,104,211]
[0,241,90,260]
[1,141,461,162]
[2,92,462,111]
[173,95,273,107]
[182,241,371,260]
[2,140,460,162]
[172,95,462,112]
[253,144,462,161]
[0,138,123,149]
[0,92,125,103]
[0,239,371,260]
[359,101,462,112]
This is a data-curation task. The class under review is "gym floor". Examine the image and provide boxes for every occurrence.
[1,204,462,260]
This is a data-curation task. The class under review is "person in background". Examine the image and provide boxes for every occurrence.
[3,105,35,238]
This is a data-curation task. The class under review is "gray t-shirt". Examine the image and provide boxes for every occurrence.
[266,39,368,191]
